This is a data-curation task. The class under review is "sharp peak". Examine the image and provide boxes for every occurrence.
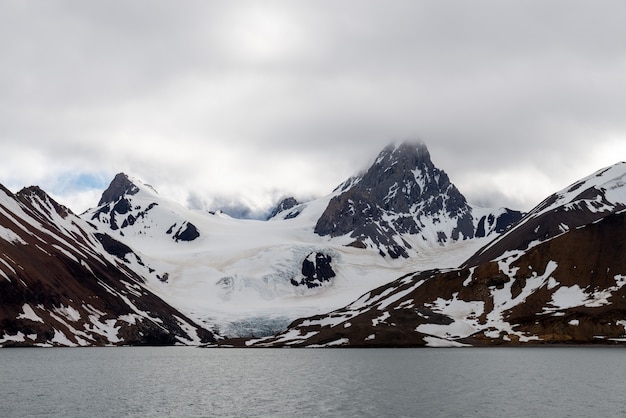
[98,172,157,206]
[334,140,434,193]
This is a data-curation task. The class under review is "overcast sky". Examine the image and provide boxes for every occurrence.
[2,1,626,217]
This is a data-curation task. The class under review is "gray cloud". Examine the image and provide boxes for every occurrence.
[2,1,626,215]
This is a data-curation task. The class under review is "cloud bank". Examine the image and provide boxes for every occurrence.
[2,1,626,215]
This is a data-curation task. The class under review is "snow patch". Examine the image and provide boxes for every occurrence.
[0,331,26,344]
[416,293,484,339]
[54,305,82,322]
[372,311,391,327]
[17,304,44,323]
[0,225,27,245]
[50,329,77,347]
[309,337,349,347]
[423,336,470,347]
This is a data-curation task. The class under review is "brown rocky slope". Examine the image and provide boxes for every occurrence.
[0,184,216,346]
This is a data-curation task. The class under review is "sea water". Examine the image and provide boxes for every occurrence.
[0,347,624,417]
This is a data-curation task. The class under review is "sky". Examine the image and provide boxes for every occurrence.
[2,1,626,218]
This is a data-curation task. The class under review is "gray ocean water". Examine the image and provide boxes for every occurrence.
[0,347,624,417]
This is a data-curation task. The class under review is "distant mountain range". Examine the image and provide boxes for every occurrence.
[1,141,624,347]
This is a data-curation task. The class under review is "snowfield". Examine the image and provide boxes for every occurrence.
[83,177,496,337]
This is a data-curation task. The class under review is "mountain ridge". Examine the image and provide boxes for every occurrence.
[241,161,626,347]
[0,185,216,346]
[7,141,622,346]
[314,141,522,258]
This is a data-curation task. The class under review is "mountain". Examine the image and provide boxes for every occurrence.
[88,172,201,243]
[464,162,626,266]
[314,142,523,258]
[0,141,524,344]
[80,142,518,338]
[244,163,626,347]
[82,172,425,337]
[0,184,216,347]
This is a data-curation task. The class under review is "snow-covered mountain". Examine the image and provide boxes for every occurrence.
[79,141,520,338]
[245,162,626,347]
[0,140,526,344]
[314,142,522,258]
[464,162,626,266]
[0,184,215,347]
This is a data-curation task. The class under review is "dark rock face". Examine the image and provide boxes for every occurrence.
[315,142,475,258]
[94,232,133,260]
[475,209,524,238]
[98,173,140,206]
[172,222,200,242]
[267,197,300,220]
[291,252,336,288]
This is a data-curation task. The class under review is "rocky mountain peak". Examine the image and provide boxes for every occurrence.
[315,141,476,257]
[98,173,141,206]
[357,141,465,215]
[17,185,72,219]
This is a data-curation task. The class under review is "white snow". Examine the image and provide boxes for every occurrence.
[300,314,352,329]
[17,304,44,323]
[462,267,476,287]
[545,274,626,312]
[0,225,27,245]
[547,277,559,290]
[423,336,470,347]
[416,259,557,344]
[173,316,204,345]
[309,337,349,347]
[549,285,587,310]
[377,281,425,310]
[49,329,77,347]
[372,311,391,327]
[0,256,17,277]
[85,316,121,344]
[0,331,26,344]
[254,328,319,346]
[416,293,484,339]
[54,305,81,322]
[78,177,494,338]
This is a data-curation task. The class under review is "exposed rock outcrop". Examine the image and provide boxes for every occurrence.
[267,197,300,220]
[291,252,336,288]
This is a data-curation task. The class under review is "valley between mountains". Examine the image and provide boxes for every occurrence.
[1,141,625,347]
